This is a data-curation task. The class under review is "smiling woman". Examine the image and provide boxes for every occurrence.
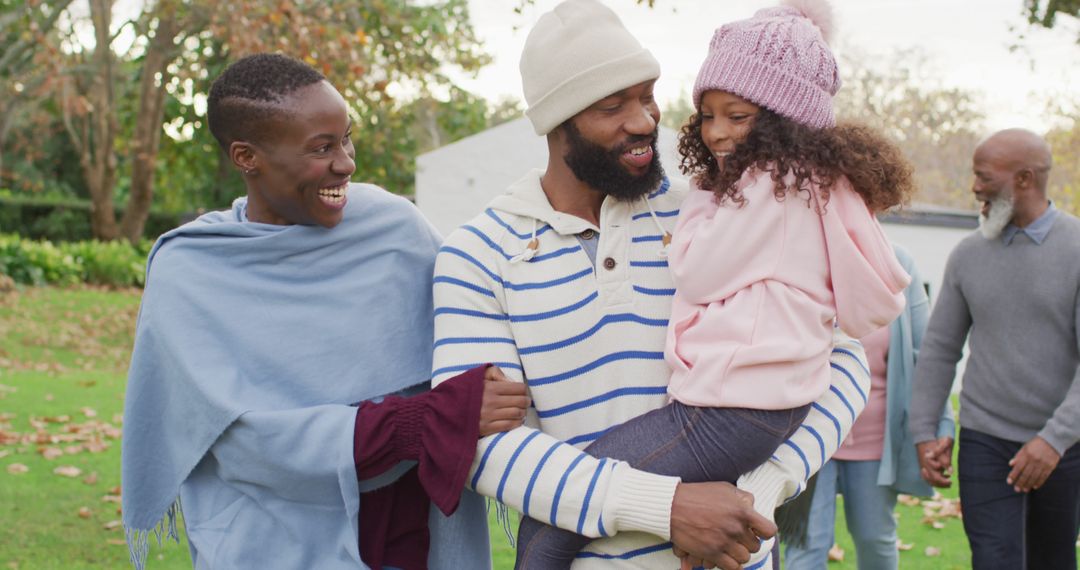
[119,53,529,570]
[205,58,357,228]
[232,81,356,228]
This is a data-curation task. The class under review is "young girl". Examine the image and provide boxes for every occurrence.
[515,1,914,567]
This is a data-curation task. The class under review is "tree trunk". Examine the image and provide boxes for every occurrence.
[77,0,119,240]
[119,10,180,242]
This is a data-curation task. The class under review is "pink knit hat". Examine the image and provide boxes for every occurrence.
[692,0,840,129]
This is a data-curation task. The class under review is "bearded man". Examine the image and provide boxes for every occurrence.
[909,128,1080,570]
[429,1,874,568]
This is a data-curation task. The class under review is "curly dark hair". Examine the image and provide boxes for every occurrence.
[207,53,327,149]
[677,109,914,213]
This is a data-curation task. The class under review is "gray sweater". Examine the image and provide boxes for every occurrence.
[909,209,1080,455]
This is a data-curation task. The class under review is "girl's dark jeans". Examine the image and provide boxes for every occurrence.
[515,400,810,569]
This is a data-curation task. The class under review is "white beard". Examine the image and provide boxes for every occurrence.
[979,194,1015,240]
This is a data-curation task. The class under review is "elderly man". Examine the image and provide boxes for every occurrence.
[909,128,1080,569]
[430,1,871,568]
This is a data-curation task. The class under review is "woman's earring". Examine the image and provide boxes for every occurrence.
[243,168,255,175]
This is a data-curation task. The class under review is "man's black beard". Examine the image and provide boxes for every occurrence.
[562,121,664,202]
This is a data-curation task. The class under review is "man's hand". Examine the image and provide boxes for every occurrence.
[672,545,716,570]
[1007,436,1060,493]
[916,437,954,488]
[478,365,530,437]
[669,481,775,570]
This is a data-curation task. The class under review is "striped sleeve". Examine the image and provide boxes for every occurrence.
[736,330,870,565]
[432,226,679,540]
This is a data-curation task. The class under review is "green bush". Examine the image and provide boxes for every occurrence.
[63,240,148,287]
[0,234,147,288]
[0,236,49,286]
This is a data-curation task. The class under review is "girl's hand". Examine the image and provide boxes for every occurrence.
[478,366,530,437]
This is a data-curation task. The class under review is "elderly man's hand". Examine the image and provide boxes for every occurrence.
[669,481,775,570]
[916,437,954,488]
[1007,436,1060,493]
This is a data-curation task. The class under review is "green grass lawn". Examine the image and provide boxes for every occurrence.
[0,286,1074,569]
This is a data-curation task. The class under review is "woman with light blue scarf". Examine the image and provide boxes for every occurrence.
[121,54,527,570]
[784,244,955,569]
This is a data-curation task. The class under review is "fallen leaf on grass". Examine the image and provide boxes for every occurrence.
[897,494,921,507]
[106,538,127,546]
[919,496,963,527]
[103,519,122,531]
[6,463,28,474]
[53,465,82,478]
[85,440,109,453]
[0,450,10,459]
[78,507,92,519]
[44,394,53,401]
[33,432,54,444]
[39,447,63,460]
[81,407,98,418]
[83,471,98,485]
[896,540,914,551]
[108,485,121,495]
[102,494,121,503]
[925,546,941,557]
[65,445,84,455]
[828,544,844,562]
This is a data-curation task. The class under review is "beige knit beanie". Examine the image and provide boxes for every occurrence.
[520,0,661,135]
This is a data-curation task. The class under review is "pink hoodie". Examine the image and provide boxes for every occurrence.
[665,169,910,410]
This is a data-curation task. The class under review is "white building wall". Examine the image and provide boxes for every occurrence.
[880,222,974,307]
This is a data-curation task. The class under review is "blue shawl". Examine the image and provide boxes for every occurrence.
[121,184,490,569]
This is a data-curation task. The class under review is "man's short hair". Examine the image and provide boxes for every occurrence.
[207,53,327,149]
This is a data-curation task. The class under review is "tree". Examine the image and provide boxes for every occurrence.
[1045,106,1080,216]
[22,0,491,241]
[1024,0,1080,32]
[51,0,122,239]
[834,48,986,209]
[0,0,75,192]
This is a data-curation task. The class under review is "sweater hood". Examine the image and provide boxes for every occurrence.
[488,169,679,237]
[487,169,597,235]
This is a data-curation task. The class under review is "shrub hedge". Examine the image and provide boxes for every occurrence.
[0,234,151,288]
[0,195,183,242]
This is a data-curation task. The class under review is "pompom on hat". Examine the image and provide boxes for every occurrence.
[692,0,841,129]
[520,0,661,136]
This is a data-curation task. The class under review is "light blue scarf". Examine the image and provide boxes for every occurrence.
[121,184,490,569]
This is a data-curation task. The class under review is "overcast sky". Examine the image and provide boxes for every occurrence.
[454,0,1080,133]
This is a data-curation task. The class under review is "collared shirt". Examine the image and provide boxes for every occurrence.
[1002,201,1058,245]
[575,228,600,265]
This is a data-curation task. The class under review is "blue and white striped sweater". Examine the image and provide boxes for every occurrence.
[432,170,869,568]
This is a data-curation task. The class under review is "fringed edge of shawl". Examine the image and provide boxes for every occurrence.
[487,497,516,547]
[124,499,182,570]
